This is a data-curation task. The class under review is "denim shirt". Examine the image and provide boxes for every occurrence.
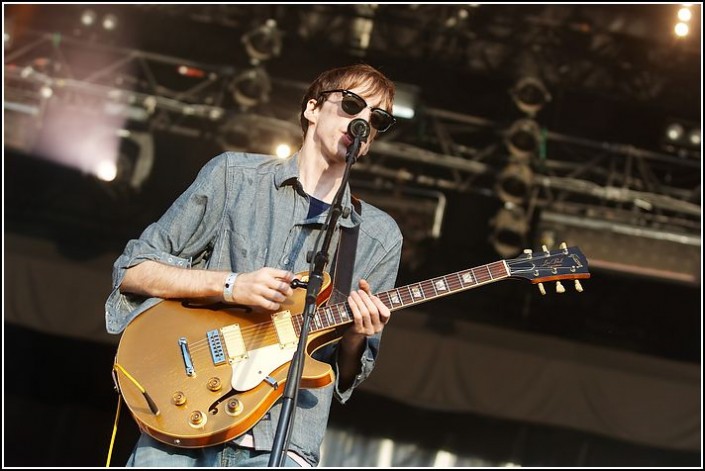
[105,152,402,465]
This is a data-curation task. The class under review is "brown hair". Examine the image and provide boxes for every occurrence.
[300,63,395,136]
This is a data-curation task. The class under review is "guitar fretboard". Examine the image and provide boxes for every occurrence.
[291,260,510,336]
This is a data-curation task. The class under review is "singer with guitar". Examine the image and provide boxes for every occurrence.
[106,64,402,467]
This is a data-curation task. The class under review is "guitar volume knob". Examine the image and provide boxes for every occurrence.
[207,377,222,392]
[172,391,187,406]
[189,410,207,427]
[226,398,243,416]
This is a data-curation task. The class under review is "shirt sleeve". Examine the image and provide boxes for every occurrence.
[104,154,229,334]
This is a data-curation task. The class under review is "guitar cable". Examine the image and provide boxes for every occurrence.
[107,363,161,466]
[105,393,122,467]
[113,363,161,416]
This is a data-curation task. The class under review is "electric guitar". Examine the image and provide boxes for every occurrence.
[114,244,589,448]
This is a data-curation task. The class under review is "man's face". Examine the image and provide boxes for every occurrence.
[308,87,387,164]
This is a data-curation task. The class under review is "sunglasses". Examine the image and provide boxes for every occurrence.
[319,89,396,133]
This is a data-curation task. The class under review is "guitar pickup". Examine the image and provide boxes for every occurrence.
[221,324,248,362]
[207,330,227,366]
[271,311,297,349]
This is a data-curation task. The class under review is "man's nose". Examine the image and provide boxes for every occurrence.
[357,106,373,121]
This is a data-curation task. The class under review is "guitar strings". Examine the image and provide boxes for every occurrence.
[181,263,508,359]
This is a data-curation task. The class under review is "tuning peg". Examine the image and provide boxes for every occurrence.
[538,282,546,295]
[559,242,567,250]
[523,248,533,257]
[556,281,565,293]
[541,245,550,254]
[574,280,583,292]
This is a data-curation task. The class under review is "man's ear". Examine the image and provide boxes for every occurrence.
[303,99,318,126]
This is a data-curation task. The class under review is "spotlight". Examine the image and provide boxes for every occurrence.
[230,67,271,109]
[94,130,154,192]
[511,77,551,116]
[495,161,533,204]
[490,204,529,259]
[687,129,700,147]
[506,118,541,159]
[661,119,700,157]
[242,19,282,63]
[102,13,118,31]
[80,9,97,27]
[665,123,684,142]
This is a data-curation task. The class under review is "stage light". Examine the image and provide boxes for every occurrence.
[490,204,530,259]
[506,118,541,159]
[674,22,689,37]
[102,14,118,31]
[242,19,282,63]
[91,130,154,192]
[495,161,533,204]
[661,119,700,157]
[665,123,684,142]
[687,129,700,146]
[230,67,271,109]
[275,143,292,159]
[511,77,551,116]
[81,9,97,27]
[678,7,692,22]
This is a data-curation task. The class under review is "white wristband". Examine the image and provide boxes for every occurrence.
[223,272,239,303]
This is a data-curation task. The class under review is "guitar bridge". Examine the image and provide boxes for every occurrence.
[178,337,195,376]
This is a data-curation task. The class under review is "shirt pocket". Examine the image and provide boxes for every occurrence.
[218,227,268,271]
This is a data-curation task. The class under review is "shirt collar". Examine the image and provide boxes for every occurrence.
[273,153,360,228]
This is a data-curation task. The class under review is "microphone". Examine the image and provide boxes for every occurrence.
[348,118,370,141]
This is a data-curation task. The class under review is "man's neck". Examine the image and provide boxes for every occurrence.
[297,148,345,203]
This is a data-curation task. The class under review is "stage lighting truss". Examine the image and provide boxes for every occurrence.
[5,26,698,243]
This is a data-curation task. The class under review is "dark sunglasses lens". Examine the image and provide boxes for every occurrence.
[371,110,393,132]
[341,94,365,115]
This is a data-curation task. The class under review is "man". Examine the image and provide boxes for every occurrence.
[105,63,403,466]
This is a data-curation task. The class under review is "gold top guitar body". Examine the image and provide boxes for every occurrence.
[115,273,338,448]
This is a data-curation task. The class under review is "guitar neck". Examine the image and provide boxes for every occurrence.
[291,260,510,335]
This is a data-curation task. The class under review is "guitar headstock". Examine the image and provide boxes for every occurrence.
[506,242,590,294]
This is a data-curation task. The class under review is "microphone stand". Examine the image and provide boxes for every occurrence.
[269,120,369,467]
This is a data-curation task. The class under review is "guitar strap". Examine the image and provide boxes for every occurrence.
[329,195,361,305]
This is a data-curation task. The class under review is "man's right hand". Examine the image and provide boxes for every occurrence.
[226,268,295,312]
